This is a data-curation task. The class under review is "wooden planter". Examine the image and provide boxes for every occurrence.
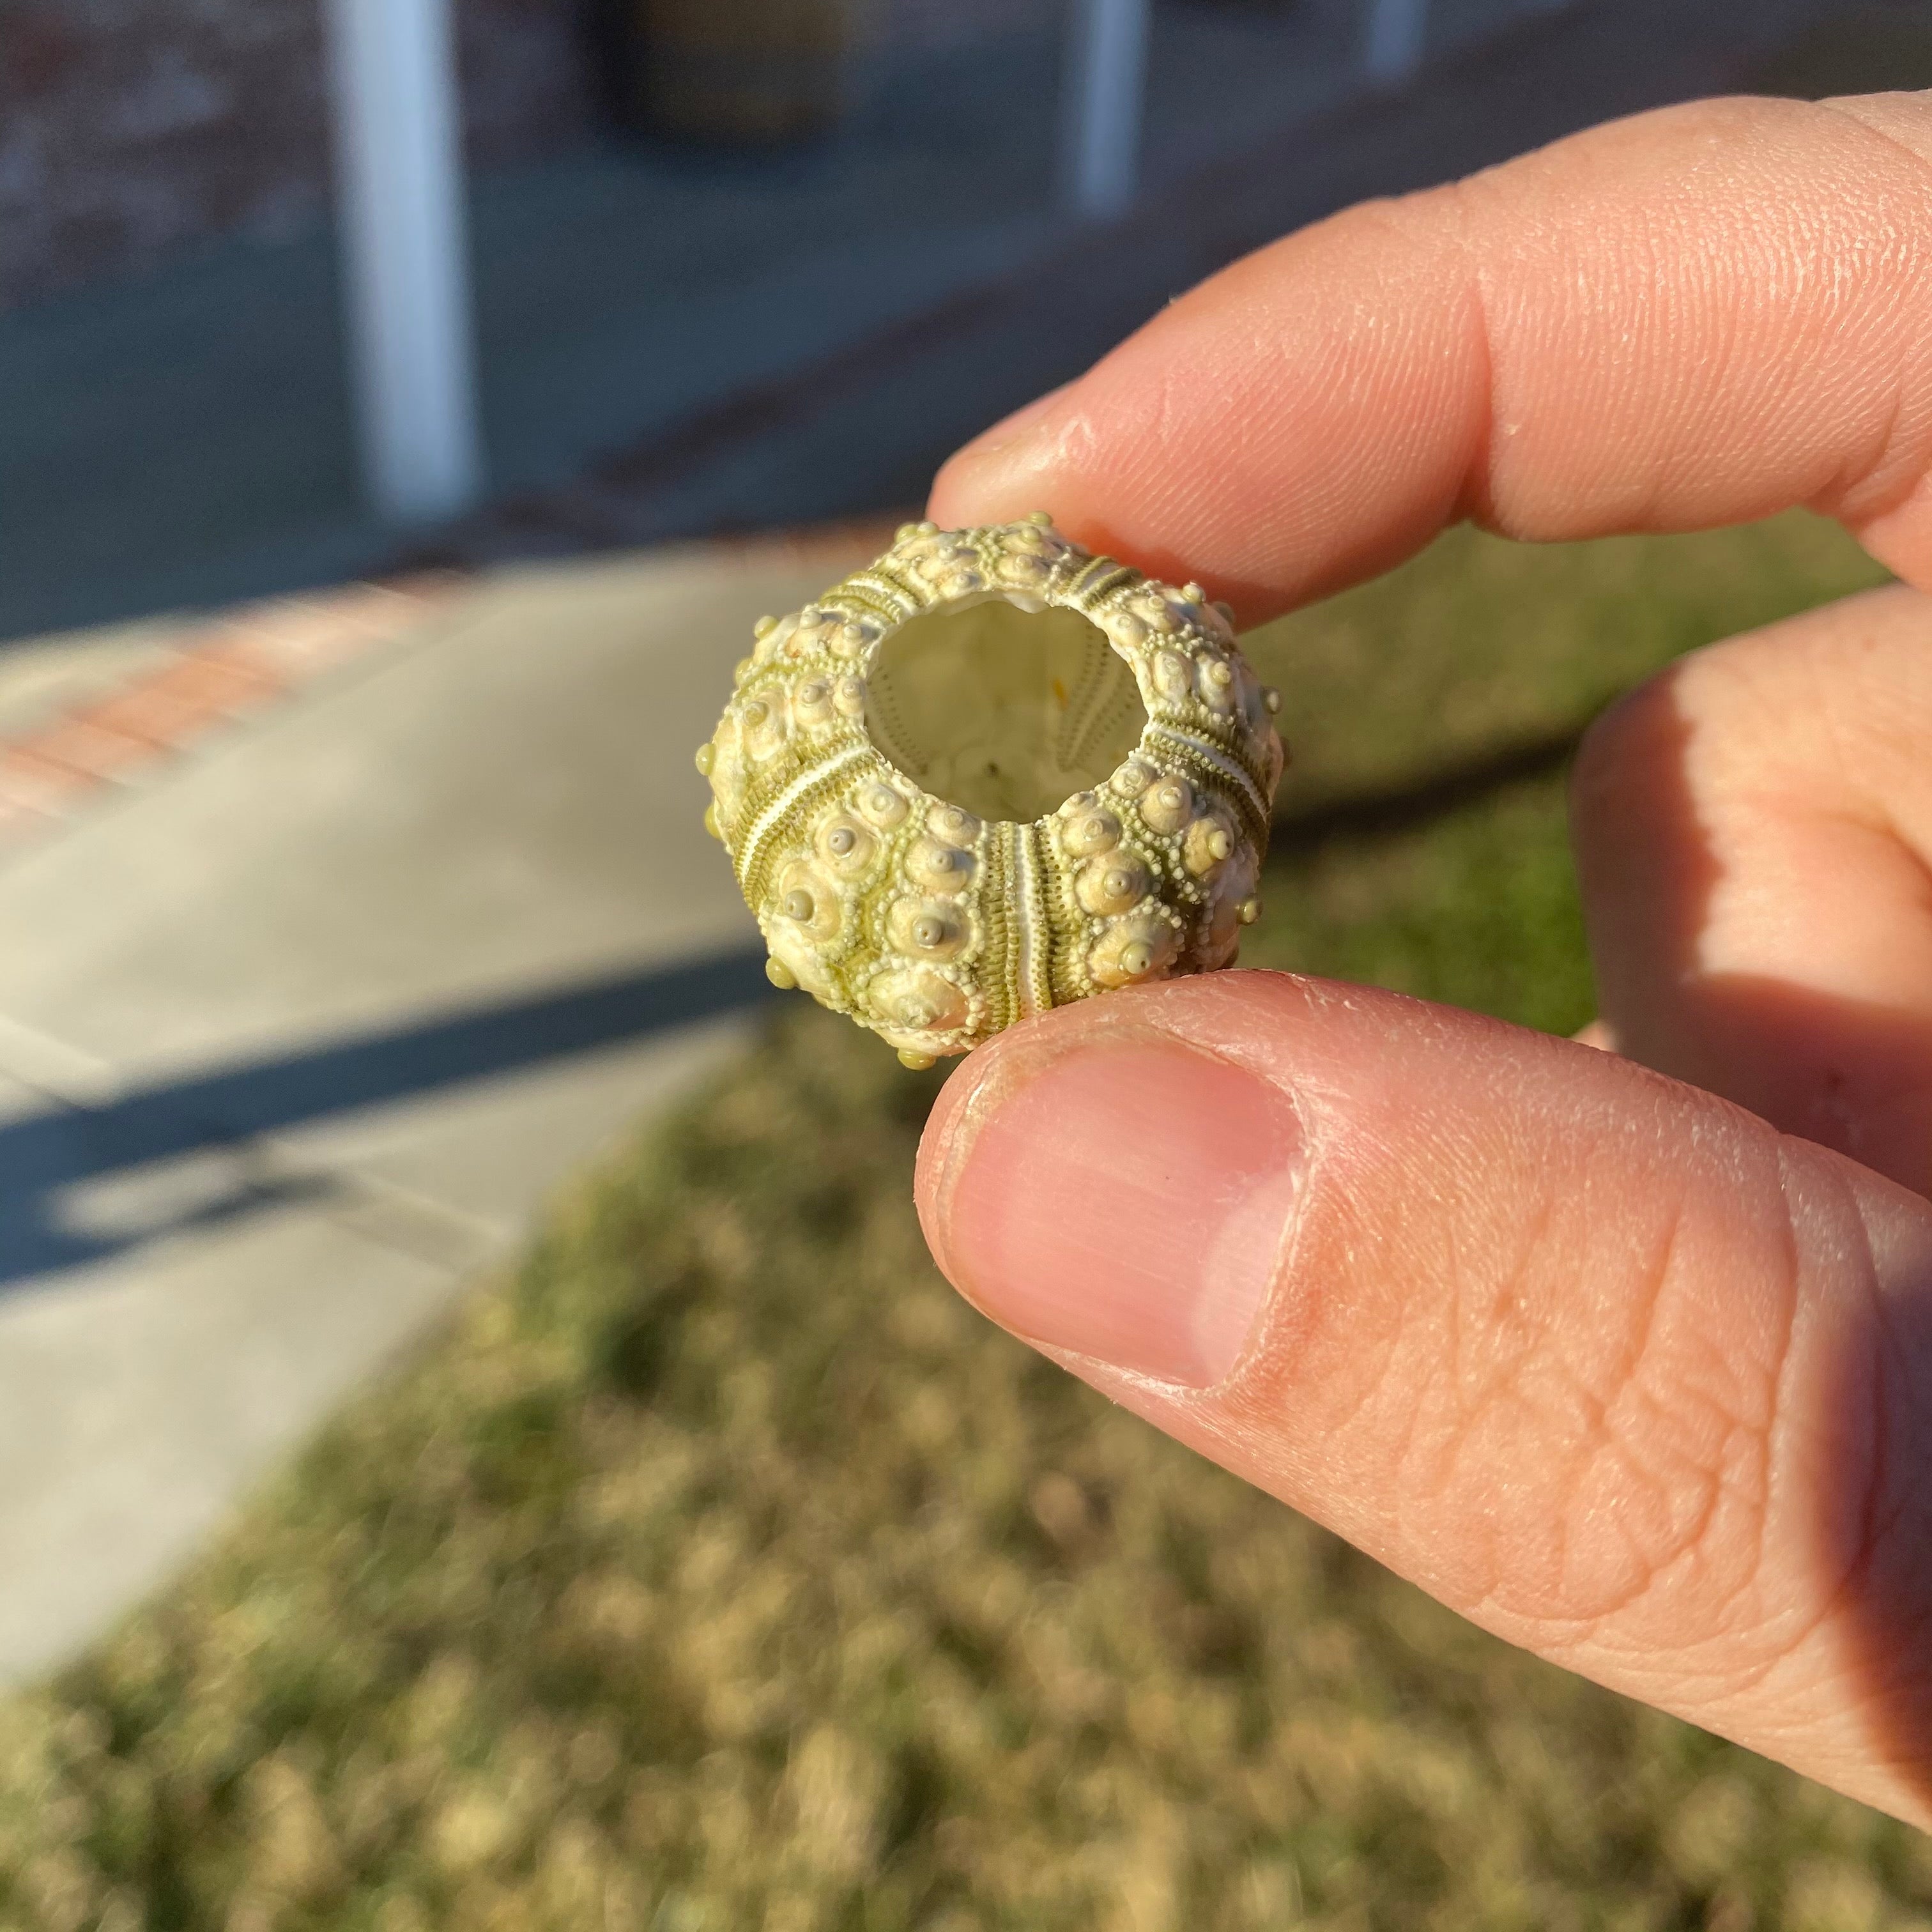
[635,0,877,143]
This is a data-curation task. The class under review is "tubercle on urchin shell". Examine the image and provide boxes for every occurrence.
[700,515,1285,1067]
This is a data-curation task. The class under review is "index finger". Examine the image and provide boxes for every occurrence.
[929,93,1932,621]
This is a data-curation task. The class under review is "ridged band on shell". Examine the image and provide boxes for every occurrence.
[700,515,1287,1067]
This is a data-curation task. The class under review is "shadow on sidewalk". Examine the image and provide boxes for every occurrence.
[0,948,774,1292]
[0,723,1608,1291]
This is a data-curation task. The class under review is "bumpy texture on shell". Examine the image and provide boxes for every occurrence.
[701,517,1286,1064]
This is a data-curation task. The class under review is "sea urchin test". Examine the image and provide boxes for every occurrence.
[699,516,1285,1069]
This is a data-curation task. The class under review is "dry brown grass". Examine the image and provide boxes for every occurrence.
[0,515,1916,1931]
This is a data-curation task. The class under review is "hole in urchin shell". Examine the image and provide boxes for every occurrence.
[864,594,1147,824]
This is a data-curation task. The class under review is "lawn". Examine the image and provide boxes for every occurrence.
[2,513,1921,1932]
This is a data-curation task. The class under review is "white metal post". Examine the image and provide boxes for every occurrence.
[1063,0,1151,221]
[1364,0,1429,85]
[323,0,484,525]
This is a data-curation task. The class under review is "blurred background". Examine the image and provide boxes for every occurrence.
[3,1,1932,1925]
[9,0,1920,638]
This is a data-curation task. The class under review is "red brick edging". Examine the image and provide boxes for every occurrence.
[0,517,910,857]
[0,575,464,849]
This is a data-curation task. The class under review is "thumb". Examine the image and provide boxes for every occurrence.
[915,971,1932,1826]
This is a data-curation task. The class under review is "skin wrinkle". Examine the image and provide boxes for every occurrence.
[1367,212,1475,491]
[1676,1414,1767,1632]
[1860,464,1932,578]
[1816,93,1932,195]
[1464,1204,1697,1634]
[1573,1204,1727,1618]
[1498,1151,1805,1698]
[1822,328,1915,524]
[1459,1374,1616,1631]
[1462,120,1695,533]
[1390,1060,1746,1636]
[1384,1131,1507,1535]
[1441,181,1505,531]
[1477,1098,1795,1655]
[1680,1143,1871,1704]
[1793,97,1932,533]
[1571,1378,1745,1639]
[1686,1325,1785,1571]
[1817,348,1916,527]
[1242,1209,1423,1504]
[1255,209,1462,586]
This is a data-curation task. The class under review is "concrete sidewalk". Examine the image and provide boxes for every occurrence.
[0,529,884,1683]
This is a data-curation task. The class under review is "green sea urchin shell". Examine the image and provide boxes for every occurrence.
[702,516,1285,1066]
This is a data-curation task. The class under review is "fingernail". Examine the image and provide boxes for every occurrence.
[933,1037,1304,1388]
[951,382,1074,462]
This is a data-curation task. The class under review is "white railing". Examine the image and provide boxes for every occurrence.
[318,0,1583,519]
[323,0,484,525]
[1363,0,1430,84]
[1062,0,1153,219]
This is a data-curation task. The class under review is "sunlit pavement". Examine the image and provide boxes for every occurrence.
[0,531,884,1683]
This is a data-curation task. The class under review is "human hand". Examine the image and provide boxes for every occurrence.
[913,93,1932,1827]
